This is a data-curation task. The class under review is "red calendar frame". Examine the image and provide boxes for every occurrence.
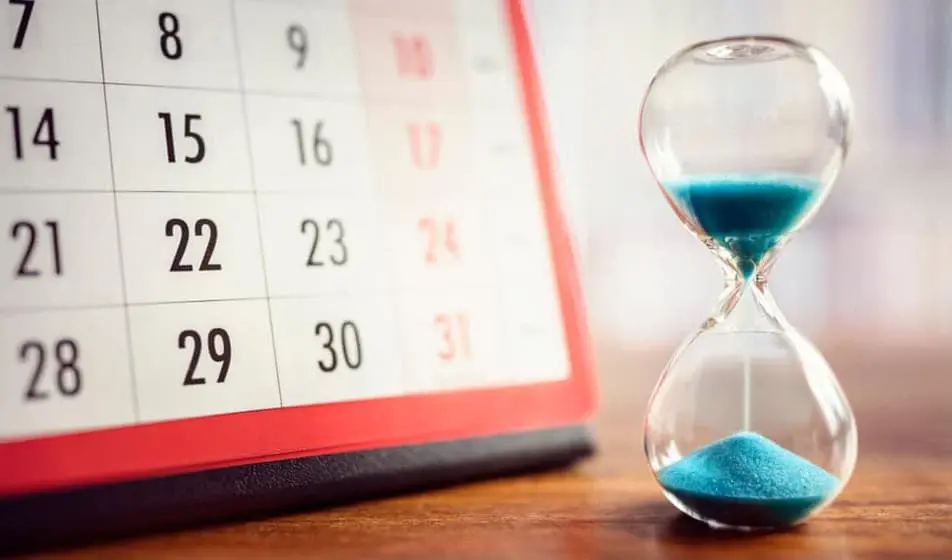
[0,0,596,498]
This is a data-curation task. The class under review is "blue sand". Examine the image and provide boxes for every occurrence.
[667,176,819,279]
[657,431,839,528]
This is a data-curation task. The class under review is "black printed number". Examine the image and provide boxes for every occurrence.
[287,24,308,69]
[290,119,332,166]
[315,321,362,373]
[158,12,182,60]
[11,220,62,278]
[9,0,34,49]
[5,106,59,161]
[158,112,205,164]
[166,218,221,272]
[180,328,232,385]
[301,218,347,267]
[22,339,81,401]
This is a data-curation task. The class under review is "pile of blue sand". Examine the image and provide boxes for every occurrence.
[667,176,819,279]
[656,431,839,529]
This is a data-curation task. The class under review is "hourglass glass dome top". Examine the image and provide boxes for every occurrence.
[692,36,801,64]
[638,35,852,186]
[638,35,853,278]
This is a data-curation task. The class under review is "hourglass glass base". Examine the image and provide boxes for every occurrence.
[661,488,830,532]
[652,431,842,531]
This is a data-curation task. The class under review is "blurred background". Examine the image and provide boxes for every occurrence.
[523,0,952,354]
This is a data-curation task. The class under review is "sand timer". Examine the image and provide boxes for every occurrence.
[639,36,857,530]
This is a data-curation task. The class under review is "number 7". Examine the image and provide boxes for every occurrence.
[9,0,35,50]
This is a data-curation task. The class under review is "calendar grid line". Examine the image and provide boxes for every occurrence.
[0,290,417,316]
[227,0,285,407]
[0,77,519,111]
[0,184,500,196]
[93,0,142,424]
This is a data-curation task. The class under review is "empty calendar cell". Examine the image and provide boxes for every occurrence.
[257,192,383,298]
[128,299,280,423]
[350,0,454,22]
[270,295,403,407]
[105,85,252,192]
[493,247,568,385]
[0,80,112,192]
[382,194,495,294]
[351,16,465,104]
[236,0,348,11]
[397,290,499,393]
[453,0,507,27]
[245,95,373,193]
[116,193,267,304]
[0,193,124,311]
[497,303,570,385]
[98,0,240,90]
[484,167,551,256]
[366,104,470,193]
[233,0,360,97]
[457,25,521,110]
[0,307,135,441]
[0,0,102,82]
[469,108,534,178]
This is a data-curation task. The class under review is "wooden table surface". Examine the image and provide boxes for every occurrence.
[27,339,952,559]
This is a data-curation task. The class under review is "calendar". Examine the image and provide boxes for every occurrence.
[0,0,595,549]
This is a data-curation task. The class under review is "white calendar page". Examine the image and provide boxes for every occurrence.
[0,0,572,443]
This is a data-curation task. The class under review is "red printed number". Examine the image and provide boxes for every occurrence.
[392,34,432,79]
[435,313,470,362]
[418,218,458,263]
[408,122,441,169]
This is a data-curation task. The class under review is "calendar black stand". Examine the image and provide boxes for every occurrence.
[0,425,593,554]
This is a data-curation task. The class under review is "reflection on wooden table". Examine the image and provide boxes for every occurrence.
[32,337,952,559]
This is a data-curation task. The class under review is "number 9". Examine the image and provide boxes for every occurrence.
[287,24,308,70]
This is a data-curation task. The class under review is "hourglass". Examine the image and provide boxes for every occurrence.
[639,36,857,530]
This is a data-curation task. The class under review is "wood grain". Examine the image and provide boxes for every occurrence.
[25,339,952,559]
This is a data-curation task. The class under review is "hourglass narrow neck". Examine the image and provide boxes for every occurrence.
[707,272,787,334]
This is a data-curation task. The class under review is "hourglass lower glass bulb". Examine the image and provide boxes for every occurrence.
[638,36,857,530]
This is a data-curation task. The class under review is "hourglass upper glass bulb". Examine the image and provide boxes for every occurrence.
[638,36,857,532]
[639,35,852,279]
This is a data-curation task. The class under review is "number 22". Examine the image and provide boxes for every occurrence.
[166,218,221,272]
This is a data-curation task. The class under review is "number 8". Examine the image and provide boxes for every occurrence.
[159,12,183,60]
